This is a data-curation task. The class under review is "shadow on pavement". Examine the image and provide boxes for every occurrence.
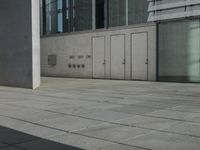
[0,126,84,150]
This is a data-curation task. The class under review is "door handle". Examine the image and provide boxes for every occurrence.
[123,59,126,65]
[102,59,106,65]
[145,59,148,65]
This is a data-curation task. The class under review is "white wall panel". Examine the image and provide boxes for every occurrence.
[41,24,156,81]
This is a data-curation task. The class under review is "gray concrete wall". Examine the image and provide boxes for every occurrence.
[0,0,40,89]
[41,23,156,81]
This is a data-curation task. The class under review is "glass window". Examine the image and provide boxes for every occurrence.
[108,0,148,27]
[159,20,200,82]
[45,0,58,34]
[62,0,69,32]
[108,0,126,27]
[96,0,105,29]
[73,0,93,31]
[66,0,69,19]
[42,0,92,34]
[41,0,149,35]
[57,0,63,33]
[128,0,148,25]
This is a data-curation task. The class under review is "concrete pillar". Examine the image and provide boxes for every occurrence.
[0,0,40,89]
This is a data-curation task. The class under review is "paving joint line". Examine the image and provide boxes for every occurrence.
[43,110,200,139]
[0,115,150,150]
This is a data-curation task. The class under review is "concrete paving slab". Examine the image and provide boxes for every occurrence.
[18,138,85,150]
[100,144,145,150]
[114,115,182,130]
[49,133,114,150]
[12,95,96,107]
[0,105,64,122]
[151,96,200,104]
[124,131,200,150]
[53,101,122,110]
[0,116,64,139]
[148,110,200,122]
[38,91,141,105]
[109,105,161,115]
[79,102,122,110]
[0,116,25,128]
[80,110,133,122]
[170,105,200,113]
[131,95,187,105]
[134,101,179,109]
[104,98,143,105]
[1,77,200,150]
[0,143,7,148]
[4,100,65,110]
[37,116,103,132]
[8,122,65,139]
[164,122,200,137]
[188,115,200,123]
[37,97,122,110]
[50,106,102,116]
[0,92,31,102]
[75,123,151,143]
[0,126,37,145]
[0,147,23,150]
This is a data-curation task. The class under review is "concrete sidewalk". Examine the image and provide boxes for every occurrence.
[0,77,200,150]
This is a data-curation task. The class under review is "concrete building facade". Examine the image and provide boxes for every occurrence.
[1,0,200,89]
[41,0,157,81]
[41,24,156,81]
[40,0,200,83]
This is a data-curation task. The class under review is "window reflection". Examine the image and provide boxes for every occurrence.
[41,0,149,35]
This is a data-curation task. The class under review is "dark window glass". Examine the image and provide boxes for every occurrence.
[73,0,93,31]
[128,0,148,25]
[58,0,63,32]
[41,0,149,35]
[44,0,58,34]
[42,0,92,34]
[108,0,126,27]
[96,0,105,29]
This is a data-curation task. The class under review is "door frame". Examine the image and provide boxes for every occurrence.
[131,31,149,81]
[110,34,126,80]
[92,35,106,79]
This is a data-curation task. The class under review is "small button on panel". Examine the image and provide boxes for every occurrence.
[81,64,85,68]
[67,55,89,69]
[68,64,72,68]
